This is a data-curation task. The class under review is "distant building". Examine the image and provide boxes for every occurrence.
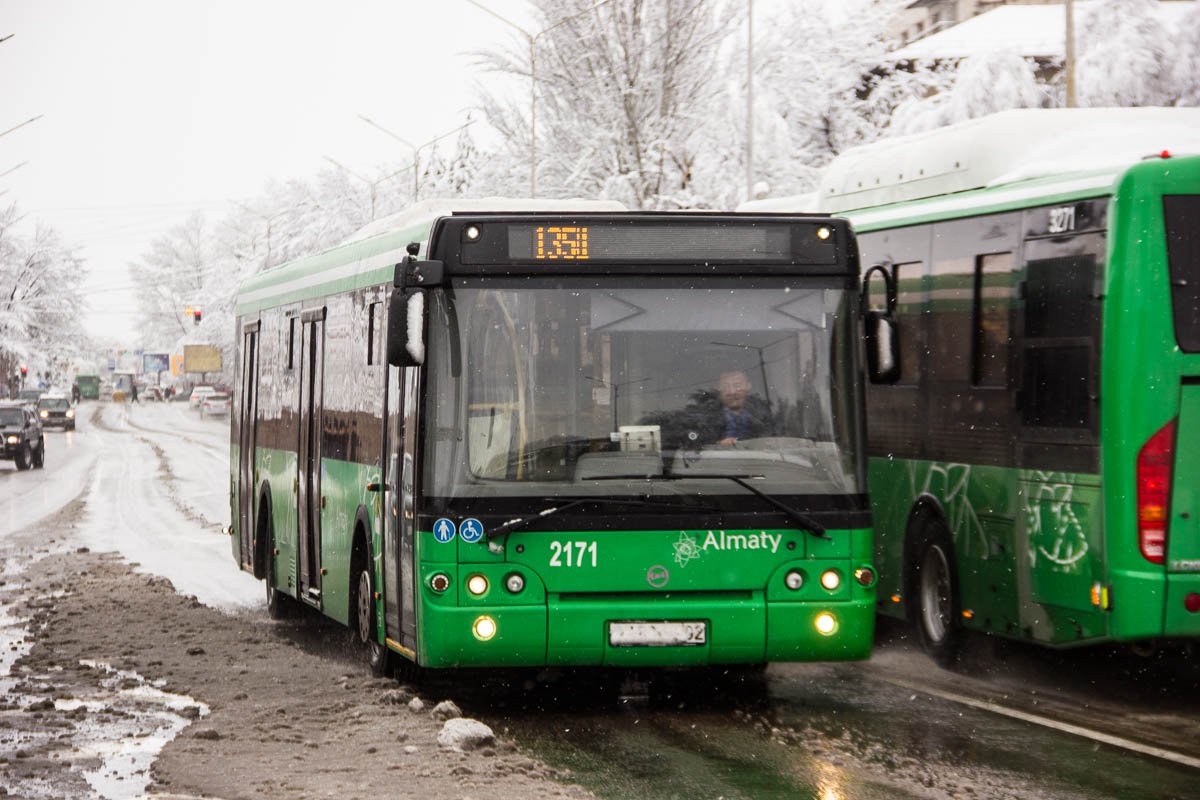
[891,0,1194,65]
[895,1,1073,47]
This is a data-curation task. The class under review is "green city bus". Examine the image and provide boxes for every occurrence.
[783,107,1200,663]
[74,374,100,400]
[228,200,888,673]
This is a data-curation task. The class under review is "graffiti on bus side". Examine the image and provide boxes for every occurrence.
[907,462,987,560]
[1024,471,1088,569]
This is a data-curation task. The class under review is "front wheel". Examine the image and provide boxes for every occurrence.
[353,562,390,677]
[14,443,31,471]
[911,524,962,666]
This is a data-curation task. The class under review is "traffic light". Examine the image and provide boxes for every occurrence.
[193,308,202,324]
[19,365,26,377]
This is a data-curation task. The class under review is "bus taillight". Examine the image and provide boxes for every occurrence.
[1136,418,1177,564]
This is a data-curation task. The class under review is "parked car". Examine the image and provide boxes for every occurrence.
[0,400,45,470]
[188,385,217,409]
[36,394,76,430]
[199,392,232,418]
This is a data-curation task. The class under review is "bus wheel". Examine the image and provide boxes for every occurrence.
[262,510,296,620]
[912,523,962,666]
[354,560,390,677]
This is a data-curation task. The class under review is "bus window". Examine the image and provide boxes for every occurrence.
[972,252,1014,387]
[1165,195,1200,352]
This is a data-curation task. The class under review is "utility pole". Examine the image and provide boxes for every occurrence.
[1065,0,1076,108]
[355,117,474,202]
[323,156,410,221]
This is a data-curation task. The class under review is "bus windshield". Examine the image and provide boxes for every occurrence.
[423,276,862,500]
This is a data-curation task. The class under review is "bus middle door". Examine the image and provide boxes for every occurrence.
[297,308,326,605]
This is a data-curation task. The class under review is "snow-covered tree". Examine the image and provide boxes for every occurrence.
[476,0,735,209]
[1172,1,1200,105]
[1077,0,1178,107]
[0,204,89,392]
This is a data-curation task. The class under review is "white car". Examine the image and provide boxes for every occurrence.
[199,393,232,418]
[188,386,217,409]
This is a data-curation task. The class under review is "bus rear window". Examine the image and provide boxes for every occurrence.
[1165,195,1200,352]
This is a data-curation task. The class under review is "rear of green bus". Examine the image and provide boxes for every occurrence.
[402,214,876,668]
[1104,153,1200,642]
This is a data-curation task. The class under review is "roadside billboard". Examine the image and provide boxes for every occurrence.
[183,345,222,374]
[142,352,170,374]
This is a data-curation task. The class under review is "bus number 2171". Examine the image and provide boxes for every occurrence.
[549,540,598,567]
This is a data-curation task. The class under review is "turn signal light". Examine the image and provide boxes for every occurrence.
[854,567,876,587]
[784,569,804,590]
[504,573,525,594]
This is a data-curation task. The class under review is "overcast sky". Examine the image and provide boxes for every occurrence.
[0,0,541,343]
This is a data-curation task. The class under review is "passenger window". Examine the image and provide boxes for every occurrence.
[286,316,297,370]
[367,302,382,366]
[972,252,1013,387]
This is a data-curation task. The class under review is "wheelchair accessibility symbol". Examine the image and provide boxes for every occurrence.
[459,518,484,543]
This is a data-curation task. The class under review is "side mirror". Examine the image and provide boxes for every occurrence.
[387,289,426,367]
[861,265,901,384]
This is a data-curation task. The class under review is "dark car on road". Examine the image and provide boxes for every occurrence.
[0,401,45,470]
[36,394,76,430]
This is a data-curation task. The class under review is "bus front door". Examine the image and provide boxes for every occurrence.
[383,363,419,652]
[237,323,260,574]
[297,309,326,604]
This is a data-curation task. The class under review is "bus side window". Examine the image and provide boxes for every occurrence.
[972,252,1014,387]
[367,302,382,366]
[286,316,297,370]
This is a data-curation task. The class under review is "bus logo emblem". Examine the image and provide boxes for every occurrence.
[646,565,670,588]
[433,518,456,543]
[460,518,484,543]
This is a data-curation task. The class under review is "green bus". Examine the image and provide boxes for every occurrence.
[229,199,888,673]
[74,374,100,400]
[799,107,1200,662]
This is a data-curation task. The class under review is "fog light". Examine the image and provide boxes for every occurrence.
[466,574,489,596]
[429,573,450,593]
[854,567,876,587]
[1185,592,1200,614]
[815,612,838,636]
[472,615,497,641]
[820,570,841,591]
[505,573,525,594]
[784,569,804,591]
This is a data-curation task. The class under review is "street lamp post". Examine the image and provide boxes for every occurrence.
[230,201,295,265]
[467,0,614,198]
[356,117,474,202]
[0,114,42,141]
[323,157,411,221]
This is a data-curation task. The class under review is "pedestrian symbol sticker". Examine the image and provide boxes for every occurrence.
[433,518,456,543]
[460,518,484,543]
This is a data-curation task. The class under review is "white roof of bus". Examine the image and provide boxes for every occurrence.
[735,193,819,213]
[342,196,628,246]
[816,107,1200,214]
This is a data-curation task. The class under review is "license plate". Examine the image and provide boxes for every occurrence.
[609,621,707,647]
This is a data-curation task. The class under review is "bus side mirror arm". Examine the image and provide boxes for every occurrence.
[387,258,444,368]
[862,264,901,385]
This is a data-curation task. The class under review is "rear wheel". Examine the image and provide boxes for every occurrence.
[352,543,390,677]
[910,521,962,666]
[14,443,31,471]
[261,507,297,620]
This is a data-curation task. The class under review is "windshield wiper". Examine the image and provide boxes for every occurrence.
[486,496,720,548]
[584,473,828,539]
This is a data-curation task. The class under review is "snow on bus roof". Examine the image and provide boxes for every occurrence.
[735,193,819,213]
[817,107,1200,214]
[341,196,627,246]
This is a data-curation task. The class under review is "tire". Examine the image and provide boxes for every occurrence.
[910,520,963,666]
[352,542,390,677]
[32,440,44,469]
[261,508,297,620]
[14,443,31,471]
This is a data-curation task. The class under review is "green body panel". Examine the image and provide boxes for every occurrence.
[414,527,874,668]
[74,375,100,399]
[860,154,1200,647]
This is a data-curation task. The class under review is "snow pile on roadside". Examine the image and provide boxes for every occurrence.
[437,717,495,752]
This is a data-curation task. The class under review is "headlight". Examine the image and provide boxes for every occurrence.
[65,409,75,419]
[815,612,838,636]
[466,574,489,596]
[39,410,49,418]
[5,435,17,444]
[472,615,497,641]
[820,570,841,591]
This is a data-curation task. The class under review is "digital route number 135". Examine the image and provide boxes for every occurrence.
[536,226,590,260]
